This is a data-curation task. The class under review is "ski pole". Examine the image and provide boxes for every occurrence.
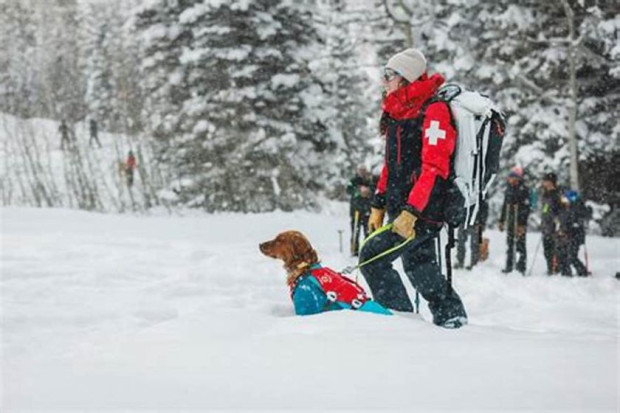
[513,204,518,270]
[415,291,420,314]
[351,210,360,255]
[584,241,591,276]
[526,233,543,277]
[445,226,455,294]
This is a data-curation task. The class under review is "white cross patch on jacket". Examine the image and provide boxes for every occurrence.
[425,120,446,145]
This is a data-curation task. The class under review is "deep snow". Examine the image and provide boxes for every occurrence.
[1,205,618,412]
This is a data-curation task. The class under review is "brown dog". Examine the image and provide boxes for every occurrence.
[260,231,391,316]
[259,230,319,286]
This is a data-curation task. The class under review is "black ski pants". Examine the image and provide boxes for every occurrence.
[542,232,556,274]
[557,237,587,276]
[457,224,481,268]
[359,221,467,326]
[505,229,527,273]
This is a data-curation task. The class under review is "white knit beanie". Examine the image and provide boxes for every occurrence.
[386,48,427,82]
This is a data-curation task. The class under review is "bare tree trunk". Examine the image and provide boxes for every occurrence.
[382,0,413,47]
[562,0,580,191]
[23,122,56,207]
[64,126,102,211]
[81,130,121,212]
[133,143,155,209]
[145,136,172,214]
[41,130,64,207]
[8,118,55,207]
[1,120,25,205]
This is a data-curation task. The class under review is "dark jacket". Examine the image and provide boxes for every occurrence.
[540,187,562,235]
[477,199,489,227]
[347,174,374,213]
[372,73,452,222]
[500,181,531,228]
[558,199,589,245]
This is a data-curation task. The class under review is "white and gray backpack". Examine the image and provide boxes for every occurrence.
[432,84,506,228]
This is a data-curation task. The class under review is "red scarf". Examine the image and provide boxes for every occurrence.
[382,73,445,120]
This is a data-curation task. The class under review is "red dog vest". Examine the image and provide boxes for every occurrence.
[291,266,369,309]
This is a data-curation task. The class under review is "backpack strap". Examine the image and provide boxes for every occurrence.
[445,225,455,294]
[419,95,459,184]
[419,95,457,133]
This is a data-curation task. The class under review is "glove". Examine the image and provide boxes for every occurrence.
[368,207,385,233]
[498,222,504,232]
[392,210,417,239]
[517,225,526,237]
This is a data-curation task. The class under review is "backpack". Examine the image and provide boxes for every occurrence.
[425,84,506,292]
[435,84,506,228]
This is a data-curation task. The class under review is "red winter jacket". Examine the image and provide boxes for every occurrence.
[126,155,137,170]
[373,73,456,222]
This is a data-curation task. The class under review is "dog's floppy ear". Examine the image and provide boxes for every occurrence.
[290,232,318,266]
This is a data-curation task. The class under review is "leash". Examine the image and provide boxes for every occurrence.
[341,223,436,275]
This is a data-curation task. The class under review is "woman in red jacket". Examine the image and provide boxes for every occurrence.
[360,48,468,328]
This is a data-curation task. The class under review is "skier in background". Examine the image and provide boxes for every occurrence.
[556,190,590,277]
[346,165,373,256]
[455,199,488,270]
[59,119,71,150]
[539,172,562,275]
[89,119,102,148]
[125,150,137,188]
[499,166,531,274]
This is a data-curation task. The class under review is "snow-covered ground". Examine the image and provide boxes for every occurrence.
[2,205,618,412]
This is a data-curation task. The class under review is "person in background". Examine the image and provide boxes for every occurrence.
[455,199,488,270]
[346,165,374,256]
[499,166,531,274]
[556,190,590,277]
[89,119,102,148]
[125,150,137,188]
[59,119,71,150]
[539,172,562,275]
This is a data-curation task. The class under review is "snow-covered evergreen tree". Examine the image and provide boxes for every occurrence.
[0,1,40,117]
[154,0,336,212]
[134,0,192,140]
[311,0,378,188]
[41,0,86,121]
[82,2,118,130]
[469,1,619,200]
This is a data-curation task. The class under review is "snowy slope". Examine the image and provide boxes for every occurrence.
[0,113,161,212]
[1,205,618,412]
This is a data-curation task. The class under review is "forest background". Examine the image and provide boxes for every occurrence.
[1,0,618,232]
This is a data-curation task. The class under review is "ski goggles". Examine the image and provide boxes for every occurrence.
[383,68,402,82]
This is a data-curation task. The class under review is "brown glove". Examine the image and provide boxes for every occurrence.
[392,210,417,239]
[368,207,385,233]
[517,225,526,237]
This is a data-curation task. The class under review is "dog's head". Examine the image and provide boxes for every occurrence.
[259,231,319,276]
